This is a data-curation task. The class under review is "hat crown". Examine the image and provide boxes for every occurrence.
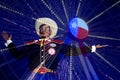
[35,18,58,38]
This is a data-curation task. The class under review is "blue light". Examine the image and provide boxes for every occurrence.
[69,17,89,39]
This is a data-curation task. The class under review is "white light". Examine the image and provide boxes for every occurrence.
[87,1,120,24]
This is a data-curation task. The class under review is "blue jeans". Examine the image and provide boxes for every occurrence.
[25,72,58,80]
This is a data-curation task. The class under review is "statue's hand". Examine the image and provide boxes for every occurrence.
[96,44,108,48]
[1,31,12,41]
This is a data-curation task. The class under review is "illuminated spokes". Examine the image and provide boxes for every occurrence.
[75,42,98,80]
[24,0,39,17]
[88,35,120,41]
[83,42,120,73]
[40,0,65,25]
[76,0,82,16]
[61,0,69,22]
[0,4,36,20]
[87,1,120,24]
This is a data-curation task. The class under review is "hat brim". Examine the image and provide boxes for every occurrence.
[35,18,58,38]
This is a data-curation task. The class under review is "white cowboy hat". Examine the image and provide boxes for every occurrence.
[35,18,58,38]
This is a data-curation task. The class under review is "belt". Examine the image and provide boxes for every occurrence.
[33,66,56,74]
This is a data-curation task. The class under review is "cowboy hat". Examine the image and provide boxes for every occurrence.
[35,18,58,38]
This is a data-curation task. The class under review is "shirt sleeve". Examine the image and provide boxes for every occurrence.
[4,39,41,60]
[91,45,96,52]
[4,40,13,47]
[61,43,97,56]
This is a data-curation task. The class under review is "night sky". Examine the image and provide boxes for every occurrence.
[0,0,120,80]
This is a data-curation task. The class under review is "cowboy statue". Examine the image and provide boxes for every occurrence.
[1,18,106,79]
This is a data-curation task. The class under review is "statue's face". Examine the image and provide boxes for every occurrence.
[39,24,51,38]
